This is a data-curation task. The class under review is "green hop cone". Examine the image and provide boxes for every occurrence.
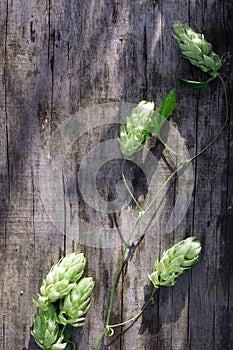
[149,237,201,288]
[119,101,155,159]
[119,91,177,159]
[31,304,67,350]
[58,277,95,327]
[34,252,86,310]
[125,101,155,131]
[173,22,222,77]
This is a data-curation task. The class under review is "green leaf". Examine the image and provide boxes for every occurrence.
[142,129,152,140]
[159,89,177,120]
[179,77,214,90]
[146,90,176,136]
[148,113,166,136]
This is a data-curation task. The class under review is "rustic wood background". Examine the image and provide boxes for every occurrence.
[0,1,232,349]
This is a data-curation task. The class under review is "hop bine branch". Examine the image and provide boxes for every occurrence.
[95,23,228,350]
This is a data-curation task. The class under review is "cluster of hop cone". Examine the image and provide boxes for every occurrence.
[31,252,95,350]
[31,238,201,349]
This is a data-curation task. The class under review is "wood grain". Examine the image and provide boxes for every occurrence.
[0,1,232,349]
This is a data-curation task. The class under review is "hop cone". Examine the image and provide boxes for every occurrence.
[119,101,154,159]
[149,237,201,288]
[58,277,95,327]
[173,22,222,77]
[35,252,86,310]
[31,304,67,350]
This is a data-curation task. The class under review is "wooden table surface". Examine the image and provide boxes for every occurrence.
[0,1,232,349]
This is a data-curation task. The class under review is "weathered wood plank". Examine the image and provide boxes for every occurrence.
[0,0,232,349]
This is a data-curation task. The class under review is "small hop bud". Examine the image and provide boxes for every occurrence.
[31,304,67,350]
[58,277,95,327]
[173,22,222,77]
[149,237,201,288]
[35,252,86,310]
[119,101,155,159]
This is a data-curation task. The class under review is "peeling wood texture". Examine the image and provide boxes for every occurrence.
[0,1,233,349]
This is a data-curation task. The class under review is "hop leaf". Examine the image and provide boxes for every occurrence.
[147,89,177,135]
[58,277,95,327]
[34,252,86,310]
[173,22,222,77]
[31,304,67,350]
[149,237,201,288]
